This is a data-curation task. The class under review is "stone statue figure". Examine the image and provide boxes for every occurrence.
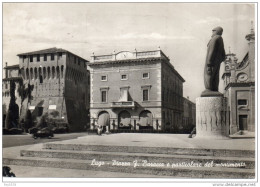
[201,26,226,97]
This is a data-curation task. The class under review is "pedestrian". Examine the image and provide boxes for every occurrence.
[97,124,103,136]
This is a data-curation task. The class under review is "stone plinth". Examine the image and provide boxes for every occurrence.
[196,97,229,139]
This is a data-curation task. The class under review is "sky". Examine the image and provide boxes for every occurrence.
[2,3,255,102]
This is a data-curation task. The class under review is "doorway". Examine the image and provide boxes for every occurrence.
[239,115,248,130]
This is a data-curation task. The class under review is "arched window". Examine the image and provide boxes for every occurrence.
[52,66,55,79]
[34,68,38,79]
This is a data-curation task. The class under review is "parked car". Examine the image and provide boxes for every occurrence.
[33,127,54,139]
[28,127,39,134]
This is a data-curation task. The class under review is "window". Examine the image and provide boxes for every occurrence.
[142,72,149,79]
[121,74,127,80]
[58,52,62,57]
[101,75,107,81]
[143,89,149,101]
[238,99,247,105]
[44,54,47,61]
[30,56,33,62]
[51,54,55,61]
[5,84,8,89]
[78,59,80,65]
[23,56,26,63]
[101,90,107,102]
[37,54,40,62]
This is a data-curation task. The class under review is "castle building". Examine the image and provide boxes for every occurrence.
[88,49,185,132]
[17,47,90,132]
[222,26,255,134]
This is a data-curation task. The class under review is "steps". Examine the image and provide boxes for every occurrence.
[3,142,255,179]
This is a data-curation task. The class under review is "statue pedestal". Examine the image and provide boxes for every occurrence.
[196,96,229,139]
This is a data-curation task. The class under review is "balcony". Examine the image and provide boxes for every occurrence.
[111,101,136,109]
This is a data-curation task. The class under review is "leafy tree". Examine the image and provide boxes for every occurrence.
[5,81,19,129]
[17,82,34,126]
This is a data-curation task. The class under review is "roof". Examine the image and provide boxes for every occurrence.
[88,57,161,66]
[4,64,19,69]
[17,47,68,56]
[17,47,89,62]
[236,52,249,70]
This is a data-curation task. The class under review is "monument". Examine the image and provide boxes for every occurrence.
[196,27,229,138]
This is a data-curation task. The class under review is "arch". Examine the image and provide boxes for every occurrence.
[43,67,46,79]
[97,111,110,127]
[118,110,131,127]
[139,110,152,126]
[52,66,55,79]
[47,67,51,79]
[34,67,38,79]
[56,66,60,79]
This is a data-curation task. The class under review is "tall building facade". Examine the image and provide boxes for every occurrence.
[89,49,185,132]
[222,27,255,134]
[17,48,90,131]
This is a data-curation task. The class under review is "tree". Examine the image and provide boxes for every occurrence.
[17,82,34,128]
[5,81,19,129]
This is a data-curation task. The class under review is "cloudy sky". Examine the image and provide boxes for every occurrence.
[3,3,255,102]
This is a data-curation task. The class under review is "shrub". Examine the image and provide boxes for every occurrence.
[3,128,11,135]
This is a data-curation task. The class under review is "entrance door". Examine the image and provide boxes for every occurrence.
[239,115,248,130]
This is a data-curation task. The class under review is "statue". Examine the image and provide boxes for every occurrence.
[201,26,226,97]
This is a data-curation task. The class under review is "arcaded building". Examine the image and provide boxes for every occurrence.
[88,49,185,132]
[222,27,255,134]
[17,48,90,132]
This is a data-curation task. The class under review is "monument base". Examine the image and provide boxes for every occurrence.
[196,96,229,139]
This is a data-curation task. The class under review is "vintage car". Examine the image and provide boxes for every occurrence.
[33,127,54,139]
